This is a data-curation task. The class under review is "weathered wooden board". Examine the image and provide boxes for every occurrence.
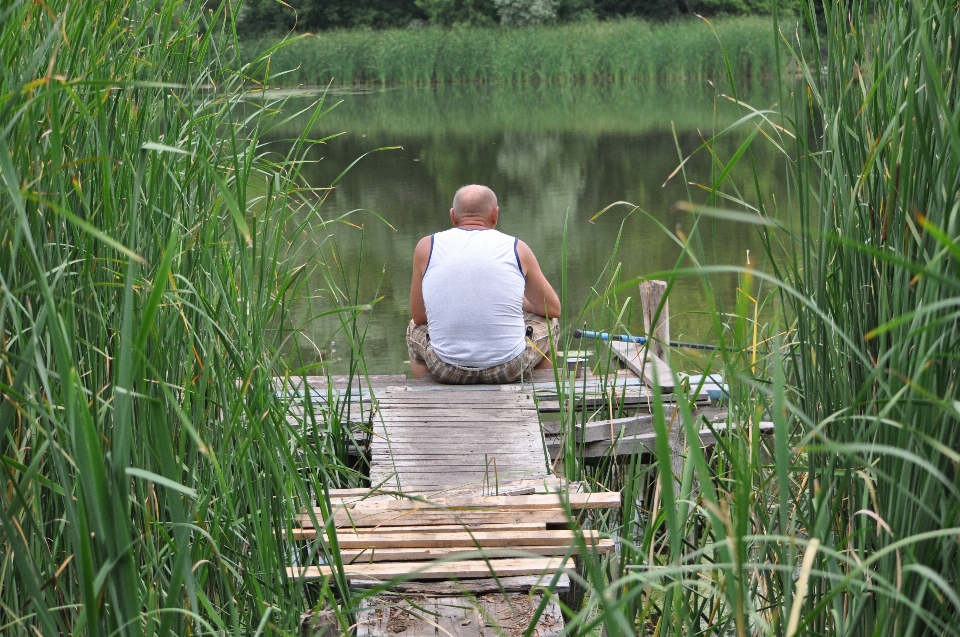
[326,477,573,502]
[337,539,615,562]
[546,419,775,459]
[287,556,570,581]
[296,529,599,548]
[370,388,549,492]
[350,573,570,594]
[607,341,675,392]
[356,591,565,637]
[339,523,547,534]
[296,509,571,529]
[320,492,619,517]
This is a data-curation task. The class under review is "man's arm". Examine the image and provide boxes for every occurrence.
[410,236,431,325]
[517,240,561,318]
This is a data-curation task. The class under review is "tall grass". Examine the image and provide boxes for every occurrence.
[0,0,372,634]
[552,0,960,635]
[242,17,784,86]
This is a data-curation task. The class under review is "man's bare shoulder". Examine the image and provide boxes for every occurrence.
[515,239,539,270]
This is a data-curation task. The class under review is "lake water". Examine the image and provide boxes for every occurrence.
[263,81,790,375]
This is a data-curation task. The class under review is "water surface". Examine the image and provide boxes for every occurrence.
[264,82,790,375]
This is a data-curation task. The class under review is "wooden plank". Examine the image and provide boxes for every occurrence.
[322,492,619,517]
[287,556,570,581]
[297,509,571,529]
[560,421,775,458]
[370,440,533,448]
[337,539,615,562]
[350,574,570,594]
[608,340,674,392]
[577,414,658,443]
[346,523,547,534]
[311,530,598,549]
[536,393,708,413]
[367,470,550,486]
[370,445,541,453]
[329,478,572,502]
[375,398,534,404]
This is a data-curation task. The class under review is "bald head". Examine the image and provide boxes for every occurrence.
[452,185,498,222]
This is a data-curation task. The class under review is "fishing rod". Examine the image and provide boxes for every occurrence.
[573,329,718,351]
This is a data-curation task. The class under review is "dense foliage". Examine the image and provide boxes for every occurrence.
[241,16,782,85]
[0,0,360,634]
[237,0,800,34]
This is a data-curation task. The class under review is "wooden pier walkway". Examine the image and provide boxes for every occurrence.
[369,386,549,493]
[288,373,624,637]
[282,280,750,636]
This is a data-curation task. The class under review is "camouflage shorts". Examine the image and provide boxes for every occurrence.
[406,312,560,384]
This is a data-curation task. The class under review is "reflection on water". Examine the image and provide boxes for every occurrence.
[263,81,790,375]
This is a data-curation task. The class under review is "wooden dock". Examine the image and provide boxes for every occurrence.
[287,375,622,637]
[281,281,745,637]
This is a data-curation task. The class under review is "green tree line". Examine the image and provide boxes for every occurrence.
[238,0,799,35]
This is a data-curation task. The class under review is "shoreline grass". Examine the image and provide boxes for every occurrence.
[241,16,788,87]
[0,0,371,633]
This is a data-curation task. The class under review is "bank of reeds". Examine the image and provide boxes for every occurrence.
[242,16,783,86]
[259,81,781,138]
[552,0,960,634]
[0,0,371,634]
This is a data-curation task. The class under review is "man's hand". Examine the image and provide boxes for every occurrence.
[517,240,561,318]
[409,236,431,325]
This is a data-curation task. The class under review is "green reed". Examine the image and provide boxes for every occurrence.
[0,0,379,634]
[550,0,960,635]
[241,16,784,87]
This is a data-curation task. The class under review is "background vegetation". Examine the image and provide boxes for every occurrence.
[238,0,802,33]
[241,16,784,85]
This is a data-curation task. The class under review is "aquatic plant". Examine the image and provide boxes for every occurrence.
[241,16,784,86]
[558,0,960,634]
[0,0,374,634]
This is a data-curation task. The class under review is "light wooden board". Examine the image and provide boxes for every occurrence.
[296,509,571,529]
[349,573,570,594]
[319,492,619,517]
[548,420,775,459]
[577,414,659,443]
[336,523,547,534]
[295,529,599,548]
[326,477,573,502]
[608,341,675,392]
[338,539,615,562]
[287,556,569,581]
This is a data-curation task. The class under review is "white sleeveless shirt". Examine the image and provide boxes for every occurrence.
[421,228,526,368]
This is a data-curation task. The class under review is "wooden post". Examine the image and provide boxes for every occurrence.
[639,281,698,525]
[639,280,670,363]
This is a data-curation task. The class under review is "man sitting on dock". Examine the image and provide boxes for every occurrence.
[407,184,561,383]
